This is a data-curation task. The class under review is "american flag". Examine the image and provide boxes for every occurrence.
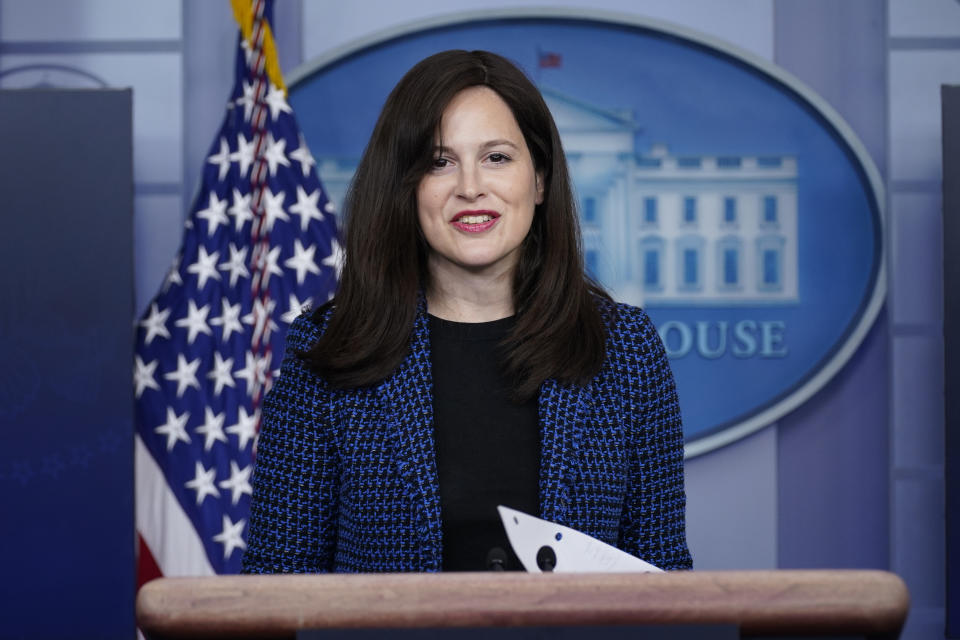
[134,0,339,580]
[537,50,562,69]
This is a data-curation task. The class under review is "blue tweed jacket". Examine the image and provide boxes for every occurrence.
[242,299,692,573]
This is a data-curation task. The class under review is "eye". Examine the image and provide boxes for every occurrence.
[431,156,451,170]
[487,152,510,164]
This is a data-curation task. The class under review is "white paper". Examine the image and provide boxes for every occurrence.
[498,505,663,573]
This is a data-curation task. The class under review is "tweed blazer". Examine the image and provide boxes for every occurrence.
[242,299,692,573]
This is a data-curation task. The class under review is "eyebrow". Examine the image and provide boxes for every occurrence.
[432,139,521,154]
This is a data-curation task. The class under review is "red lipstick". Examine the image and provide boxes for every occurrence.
[451,210,500,233]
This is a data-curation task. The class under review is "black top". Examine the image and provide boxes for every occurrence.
[428,314,540,571]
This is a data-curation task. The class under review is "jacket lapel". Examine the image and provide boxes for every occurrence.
[538,377,593,525]
[377,301,443,570]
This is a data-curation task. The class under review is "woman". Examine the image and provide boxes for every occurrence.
[242,50,691,573]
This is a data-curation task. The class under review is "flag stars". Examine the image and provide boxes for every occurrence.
[174,300,213,345]
[231,133,255,178]
[207,352,236,397]
[264,132,291,176]
[235,351,269,399]
[213,515,246,559]
[194,406,228,451]
[219,243,250,287]
[211,298,244,342]
[261,245,284,283]
[164,269,183,292]
[288,185,324,232]
[196,192,230,236]
[207,137,232,181]
[289,134,316,177]
[282,293,312,324]
[154,407,191,452]
[284,240,321,285]
[226,406,258,451]
[240,38,254,68]
[260,187,289,232]
[251,245,283,291]
[185,461,220,504]
[163,256,183,292]
[264,83,293,121]
[228,188,253,232]
[139,303,171,345]
[322,238,345,279]
[133,355,161,398]
[218,460,253,505]
[187,246,221,289]
[236,80,256,122]
[164,354,201,398]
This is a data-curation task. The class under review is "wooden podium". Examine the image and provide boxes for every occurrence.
[137,570,909,639]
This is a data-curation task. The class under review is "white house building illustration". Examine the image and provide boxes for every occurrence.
[543,88,798,308]
[315,87,798,308]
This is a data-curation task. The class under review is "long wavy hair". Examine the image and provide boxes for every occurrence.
[303,49,610,400]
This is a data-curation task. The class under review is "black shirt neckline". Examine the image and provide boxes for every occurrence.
[427,313,516,342]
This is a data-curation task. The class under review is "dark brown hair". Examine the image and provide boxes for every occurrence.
[304,49,610,400]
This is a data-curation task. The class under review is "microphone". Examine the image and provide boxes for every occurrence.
[486,546,507,571]
[536,545,557,572]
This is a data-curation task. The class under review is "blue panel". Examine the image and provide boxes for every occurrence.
[770,0,892,602]
[0,90,134,638]
[777,313,889,570]
[942,84,960,640]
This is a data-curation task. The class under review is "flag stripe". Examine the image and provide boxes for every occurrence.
[137,535,163,588]
[135,435,215,577]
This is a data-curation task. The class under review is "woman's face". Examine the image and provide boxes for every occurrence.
[417,86,543,282]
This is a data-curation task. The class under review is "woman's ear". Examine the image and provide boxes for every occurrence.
[535,172,545,205]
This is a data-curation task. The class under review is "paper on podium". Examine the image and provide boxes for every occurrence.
[498,505,663,573]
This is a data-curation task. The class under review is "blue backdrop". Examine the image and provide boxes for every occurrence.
[0,89,135,639]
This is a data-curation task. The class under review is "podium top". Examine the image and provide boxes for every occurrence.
[137,570,909,639]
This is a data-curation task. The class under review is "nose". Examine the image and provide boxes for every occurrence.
[456,164,484,201]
